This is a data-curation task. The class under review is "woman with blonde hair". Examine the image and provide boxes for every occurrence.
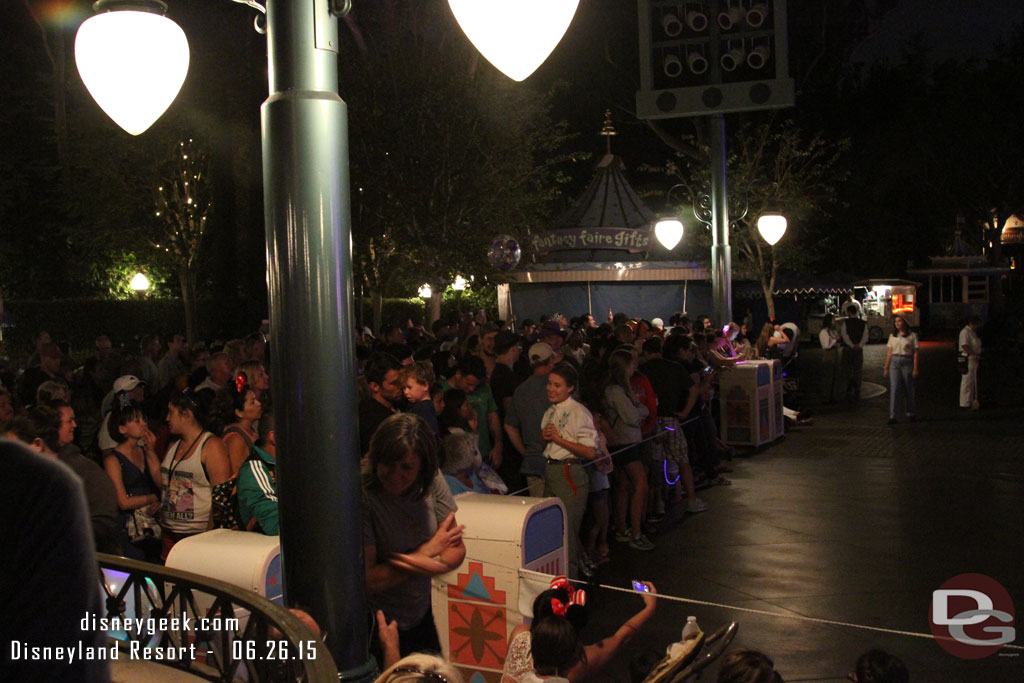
[601,348,651,551]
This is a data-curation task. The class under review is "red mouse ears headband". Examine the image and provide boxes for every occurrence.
[235,373,248,394]
[549,575,586,616]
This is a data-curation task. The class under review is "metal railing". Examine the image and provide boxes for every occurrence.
[97,553,339,682]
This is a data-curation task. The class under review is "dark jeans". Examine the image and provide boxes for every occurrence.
[843,347,864,398]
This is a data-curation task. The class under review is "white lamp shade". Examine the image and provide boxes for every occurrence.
[654,218,684,250]
[452,275,468,291]
[448,0,579,81]
[130,272,151,292]
[418,283,432,298]
[757,213,787,245]
[75,9,189,135]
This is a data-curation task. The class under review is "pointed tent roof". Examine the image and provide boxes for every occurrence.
[550,153,656,231]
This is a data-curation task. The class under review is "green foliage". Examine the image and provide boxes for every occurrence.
[340,1,579,299]
[352,285,498,330]
[654,116,849,308]
[83,251,174,300]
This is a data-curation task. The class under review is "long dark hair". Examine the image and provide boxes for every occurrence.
[169,388,213,431]
[107,393,144,445]
[891,315,912,337]
[531,616,585,677]
[212,371,256,434]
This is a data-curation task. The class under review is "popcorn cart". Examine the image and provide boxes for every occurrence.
[854,279,920,342]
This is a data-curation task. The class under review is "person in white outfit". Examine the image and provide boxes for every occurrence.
[959,315,982,410]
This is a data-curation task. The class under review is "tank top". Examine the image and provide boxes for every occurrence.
[160,432,214,535]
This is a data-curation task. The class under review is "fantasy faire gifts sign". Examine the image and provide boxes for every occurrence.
[531,227,652,254]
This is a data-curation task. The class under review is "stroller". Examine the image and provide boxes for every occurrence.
[635,622,739,683]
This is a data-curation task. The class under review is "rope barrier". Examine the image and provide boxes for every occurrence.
[504,417,700,498]
[437,561,1023,651]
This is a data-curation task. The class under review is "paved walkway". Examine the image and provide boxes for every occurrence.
[581,340,1023,682]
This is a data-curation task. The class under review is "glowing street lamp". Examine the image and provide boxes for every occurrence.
[73,0,577,677]
[130,272,151,296]
[757,211,788,246]
[654,217,684,250]
[417,283,432,298]
[75,0,189,135]
[448,0,580,81]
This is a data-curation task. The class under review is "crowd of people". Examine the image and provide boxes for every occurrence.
[0,308,927,682]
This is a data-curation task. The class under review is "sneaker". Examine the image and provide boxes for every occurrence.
[628,533,656,551]
[613,530,633,543]
[687,498,708,513]
[579,554,598,576]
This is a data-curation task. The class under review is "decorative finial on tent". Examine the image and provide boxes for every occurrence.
[599,108,616,154]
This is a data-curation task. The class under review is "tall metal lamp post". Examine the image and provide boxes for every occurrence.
[636,0,793,325]
[74,0,580,678]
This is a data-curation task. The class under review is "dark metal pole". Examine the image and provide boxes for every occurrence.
[710,113,732,325]
[262,1,372,679]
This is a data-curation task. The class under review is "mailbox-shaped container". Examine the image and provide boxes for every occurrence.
[432,493,567,683]
[720,360,779,446]
[166,529,284,604]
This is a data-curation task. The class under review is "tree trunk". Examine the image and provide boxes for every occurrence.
[372,289,383,335]
[179,267,199,344]
[763,283,776,321]
[427,292,442,325]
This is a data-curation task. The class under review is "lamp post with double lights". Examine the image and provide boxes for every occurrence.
[74,1,580,677]
[637,0,793,325]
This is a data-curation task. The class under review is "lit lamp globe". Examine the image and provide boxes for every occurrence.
[130,272,151,295]
[75,0,190,135]
[757,212,787,246]
[418,283,432,299]
[654,218,684,250]
[448,0,580,81]
[452,275,468,292]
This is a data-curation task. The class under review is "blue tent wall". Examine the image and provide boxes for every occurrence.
[510,281,713,322]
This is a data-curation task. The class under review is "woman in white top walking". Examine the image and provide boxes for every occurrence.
[883,315,919,424]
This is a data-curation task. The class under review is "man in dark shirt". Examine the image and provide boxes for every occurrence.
[489,331,523,489]
[358,353,403,457]
[17,342,63,408]
[10,405,122,555]
[0,437,110,683]
[640,337,706,513]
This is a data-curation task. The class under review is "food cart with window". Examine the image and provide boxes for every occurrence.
[853,279,920,342]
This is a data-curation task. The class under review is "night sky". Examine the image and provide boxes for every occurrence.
[2,0,1022,303]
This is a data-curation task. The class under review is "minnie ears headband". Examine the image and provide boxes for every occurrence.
[235,373,248,394]
[549,575,586,616]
